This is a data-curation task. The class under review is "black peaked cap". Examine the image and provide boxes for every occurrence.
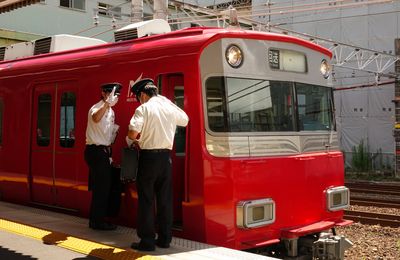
[130,78,154,95]
[101,82,123,93]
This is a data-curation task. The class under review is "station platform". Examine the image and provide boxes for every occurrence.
[0,201,275,260]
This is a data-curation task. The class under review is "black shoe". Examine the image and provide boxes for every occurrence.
[156,240,170,248]
[89,221,117,231]
[131,242,155,251]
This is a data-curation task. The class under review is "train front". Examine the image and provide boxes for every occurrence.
[198,30,352,259]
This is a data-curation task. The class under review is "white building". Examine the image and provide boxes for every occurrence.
[0,0,153,43]
[251,0,399,172]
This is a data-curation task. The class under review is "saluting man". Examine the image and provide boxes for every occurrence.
[85,82,122,231]
[127,78,189,251]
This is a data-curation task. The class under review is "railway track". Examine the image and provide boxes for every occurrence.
[346,181,400,208]
[344,210,400,228]
[350,198,400,209]
[346,181,400,194]
[344,181,400,227]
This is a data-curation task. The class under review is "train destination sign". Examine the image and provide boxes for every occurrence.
[268,48,307,73]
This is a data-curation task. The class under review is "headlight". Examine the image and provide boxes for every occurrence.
[226,44,243,68]
[237,198,275,228]
[326,186,350,211]
[320,59,331,79]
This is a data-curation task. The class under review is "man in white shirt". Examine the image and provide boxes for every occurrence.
[85,82,122,231]
[127,78,188,251]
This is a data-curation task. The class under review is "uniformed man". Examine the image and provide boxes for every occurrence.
[85,82,122,230]
[127,78,189,251]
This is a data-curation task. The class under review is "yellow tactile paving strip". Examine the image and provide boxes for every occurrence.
[0,218,159,260]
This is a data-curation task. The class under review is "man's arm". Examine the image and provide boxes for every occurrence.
[175,107,189,127]
[160,95,189,127]
[92,102,109,123]
[126,130,140,147]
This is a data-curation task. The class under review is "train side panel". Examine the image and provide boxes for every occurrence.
[0,78,31,202]
[0,35,210,241]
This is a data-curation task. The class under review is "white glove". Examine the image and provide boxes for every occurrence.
[126,136,134,147]
[106,86,119,107]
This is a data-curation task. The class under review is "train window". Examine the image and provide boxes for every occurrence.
[36,94,52,146]
[296,83,332,131]
[206,77,295,132]
[0,98,3,145]
[59,92,76,148]
[206,77,228,132]
[174,87,186,155]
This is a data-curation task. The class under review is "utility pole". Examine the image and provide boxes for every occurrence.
[266,0,272,32]
[394,38,400,178]
[131,0,143,22]
[154,0,168,21]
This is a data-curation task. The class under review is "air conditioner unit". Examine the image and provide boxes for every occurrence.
[2,35,107,61]
[114,19,171,42]
[3,41,35,61]
[34,34,107,55]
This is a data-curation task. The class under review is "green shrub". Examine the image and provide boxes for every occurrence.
[351,139,371,172]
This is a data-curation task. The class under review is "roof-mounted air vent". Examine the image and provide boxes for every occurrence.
[34,34,106,55]
[34,37,52,55]
[114,19,171,42]
[0,47,5,61]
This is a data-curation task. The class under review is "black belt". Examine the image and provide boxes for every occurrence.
[86,144,110,148]
[141,149,170,153]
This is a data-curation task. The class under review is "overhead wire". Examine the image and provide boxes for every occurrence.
[223,0,357,13]
[235,0,393,19]
[265,8,399,26]
[202,0,351,12]
[73,25,100,36]
[167,0,392,25]
[167,0,391,23]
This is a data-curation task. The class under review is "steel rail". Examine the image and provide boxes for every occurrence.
[350,198,400,209]
[345,182,400,192]
[344,210,400,228]
[350,188,400,197]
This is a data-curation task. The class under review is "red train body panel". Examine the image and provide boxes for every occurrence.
[0,24,351,258]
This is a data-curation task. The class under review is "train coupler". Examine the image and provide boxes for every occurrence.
[312,232,353,260]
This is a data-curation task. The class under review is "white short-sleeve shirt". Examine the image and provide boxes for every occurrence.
[129,95,189,150]
[86,100,115,146]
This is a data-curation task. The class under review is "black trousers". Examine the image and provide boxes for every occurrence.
[136,150,172,247]
[84,145,112,223]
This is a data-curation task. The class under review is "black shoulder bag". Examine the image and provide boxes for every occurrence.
[120,147,139,183]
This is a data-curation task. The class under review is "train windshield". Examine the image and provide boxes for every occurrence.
[205,77,333,132]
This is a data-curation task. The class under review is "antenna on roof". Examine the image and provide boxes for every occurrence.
[220,5,239,28]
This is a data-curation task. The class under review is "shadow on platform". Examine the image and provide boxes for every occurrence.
[0,245,38,260]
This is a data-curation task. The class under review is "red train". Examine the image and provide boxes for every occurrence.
[0,20,352,259]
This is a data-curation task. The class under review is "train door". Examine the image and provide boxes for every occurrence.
[30,81,78,209]
[158,74,187,228]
